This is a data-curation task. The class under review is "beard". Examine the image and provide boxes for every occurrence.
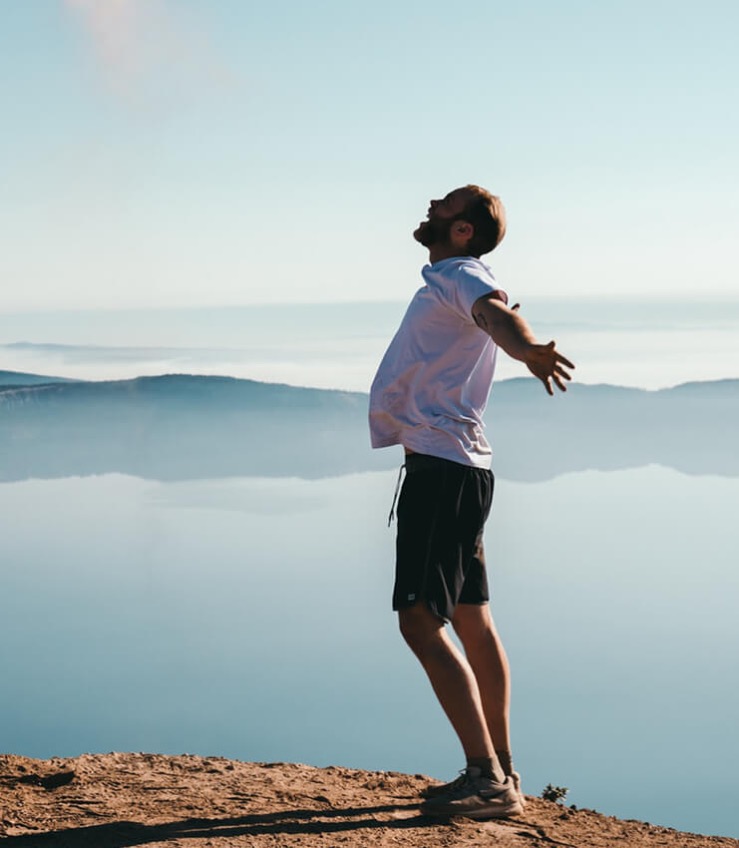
[413,216,455,248]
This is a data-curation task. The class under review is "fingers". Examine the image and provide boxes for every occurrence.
[556,352,576,369]
[539,358,571,395]
[540,369,568,394]
[529,340,574,395]
[546,340,575,371]
[552,373,568,392]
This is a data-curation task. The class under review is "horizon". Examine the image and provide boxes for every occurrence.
[3,291,739,314]
[2,298,738,392]
[3,366,739,392]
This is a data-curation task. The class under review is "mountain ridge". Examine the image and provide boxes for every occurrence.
[1,371,736,483]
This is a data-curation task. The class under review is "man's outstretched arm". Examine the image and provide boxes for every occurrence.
[471,295,575,395]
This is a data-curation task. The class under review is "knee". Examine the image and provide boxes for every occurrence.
[452,605,494,649]
[398,612,422,650]
[398,604,444,655]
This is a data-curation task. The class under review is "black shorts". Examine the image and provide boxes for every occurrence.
[393,453,494,622]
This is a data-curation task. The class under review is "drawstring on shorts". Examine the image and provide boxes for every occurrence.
[387,463,406,526]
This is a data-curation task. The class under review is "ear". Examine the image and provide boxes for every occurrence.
[450,220,474,248]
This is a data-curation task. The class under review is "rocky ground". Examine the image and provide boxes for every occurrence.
[0,753,736,848]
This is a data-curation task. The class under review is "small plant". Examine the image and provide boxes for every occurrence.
[541,783,569,803]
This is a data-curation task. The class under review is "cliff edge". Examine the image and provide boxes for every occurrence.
[0,754,735,847]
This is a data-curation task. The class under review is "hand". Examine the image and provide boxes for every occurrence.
[524,340,575,395]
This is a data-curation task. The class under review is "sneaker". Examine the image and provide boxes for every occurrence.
[420,767,524,819]
[423,769,526,808]
[421,770,467,799]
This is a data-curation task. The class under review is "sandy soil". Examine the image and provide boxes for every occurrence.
[0,753,736,848]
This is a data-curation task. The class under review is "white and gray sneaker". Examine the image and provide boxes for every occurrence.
[420,766,524,819]
[423,769,526,808]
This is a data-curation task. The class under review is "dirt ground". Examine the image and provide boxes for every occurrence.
[0,753,736,848]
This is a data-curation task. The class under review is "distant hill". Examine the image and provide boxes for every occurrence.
[0,371,736,482]
[488,377,738,480]
[0,369,75,387]
[0,373,377,481]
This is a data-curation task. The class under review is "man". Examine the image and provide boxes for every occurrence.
[368,185,574,819]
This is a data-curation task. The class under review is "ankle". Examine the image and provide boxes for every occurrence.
[496,749,514,776]
[466,756,498,781]
[466,757,495,778]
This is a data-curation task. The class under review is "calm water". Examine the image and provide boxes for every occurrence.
[1,467,737,837]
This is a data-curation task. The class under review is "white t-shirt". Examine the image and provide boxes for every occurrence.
[368,256,503,468]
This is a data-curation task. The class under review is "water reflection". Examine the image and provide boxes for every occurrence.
[1,376,737,483]
[1,467,737,837]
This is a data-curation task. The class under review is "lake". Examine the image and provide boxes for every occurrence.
[1,465,737,837]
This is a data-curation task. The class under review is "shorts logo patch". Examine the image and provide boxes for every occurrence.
[407,593,416,601]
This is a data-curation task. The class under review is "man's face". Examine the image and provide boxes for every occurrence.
[413,188,471,248]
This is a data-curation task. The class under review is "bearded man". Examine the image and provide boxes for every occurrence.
[369,185,574,819]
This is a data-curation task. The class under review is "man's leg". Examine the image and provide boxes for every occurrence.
[452,602,513,776]
[398,602,505,784]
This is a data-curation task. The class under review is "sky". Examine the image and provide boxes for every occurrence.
[1,0,737,310]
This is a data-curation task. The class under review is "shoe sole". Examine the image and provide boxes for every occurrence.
[423,778,526,807]
[420,798,524,819]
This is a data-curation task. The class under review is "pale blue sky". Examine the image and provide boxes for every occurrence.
[1,0,737,309]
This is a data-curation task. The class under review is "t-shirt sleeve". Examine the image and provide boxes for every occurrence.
[448,263,500,322]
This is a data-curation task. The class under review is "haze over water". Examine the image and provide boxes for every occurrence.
[2,296,738,391]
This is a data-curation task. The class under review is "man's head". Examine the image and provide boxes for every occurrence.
[414,185,506,259]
